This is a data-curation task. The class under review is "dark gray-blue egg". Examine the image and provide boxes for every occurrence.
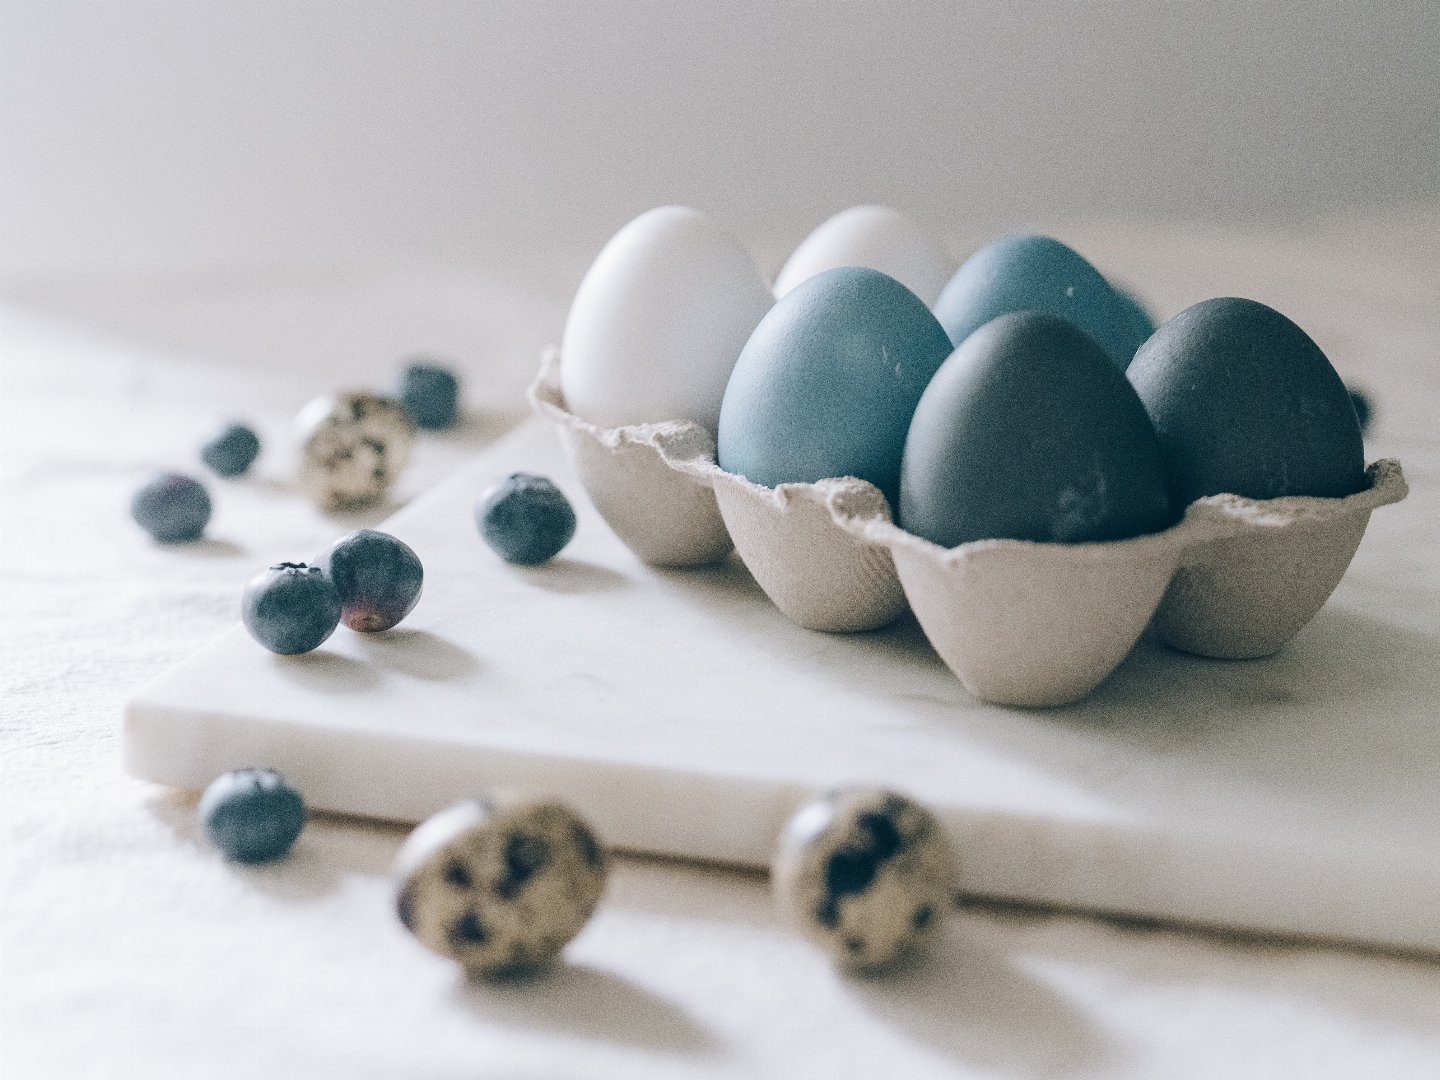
[900,312,1173,547]
[934,235,1147,369]
[1347,385,1373,437]
[716,267,953,504]
[1127,297,1365,507]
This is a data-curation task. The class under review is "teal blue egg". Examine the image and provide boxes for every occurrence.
[934,235,1146,369]
[717,267,953,504]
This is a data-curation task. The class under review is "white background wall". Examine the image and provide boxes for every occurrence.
[2,1,1437,279]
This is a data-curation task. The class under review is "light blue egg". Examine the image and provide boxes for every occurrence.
[934,234,1144,369]
[717,267,953,504]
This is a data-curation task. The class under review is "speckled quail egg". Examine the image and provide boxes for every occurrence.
[295,391,414,512]
[393,796,608,976]
[773,787,956,971]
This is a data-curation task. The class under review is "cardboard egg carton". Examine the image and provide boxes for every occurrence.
[530,349,1408,707]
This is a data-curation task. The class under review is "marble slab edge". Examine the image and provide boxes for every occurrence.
[122,686,1439,958]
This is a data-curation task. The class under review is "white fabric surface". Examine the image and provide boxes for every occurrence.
[3,213,1440,1078]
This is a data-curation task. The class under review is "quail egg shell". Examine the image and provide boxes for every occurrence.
[773,787,956,971]
[560,205,773,432]
[393,797,607,976]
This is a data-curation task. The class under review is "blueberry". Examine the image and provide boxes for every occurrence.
[1347,385,1373,437]
[200,422,261,477]
[241,562,342,654]
[199,767,306,863]
[476,473,577,565]
[397,361,460,430]
[131,472,212,543]
[316,529,424,632]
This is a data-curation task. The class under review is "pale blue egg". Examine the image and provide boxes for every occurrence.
[717,268,952,504]
[934,234,1146,369]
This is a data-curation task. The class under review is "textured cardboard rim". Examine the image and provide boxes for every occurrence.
[529,349,1408,705]
[848,458,1407,567]
[706,467,909,632]
[528,349,714,472]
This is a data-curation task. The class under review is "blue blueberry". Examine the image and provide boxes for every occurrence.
[317,529,423,632]
[241,562,342,654]
[131,472,212,543]
[199,767,306,863]
[1347,385,1373,437]
[398,361,460,430]
[200,422,261,476]
[476,473,577,565]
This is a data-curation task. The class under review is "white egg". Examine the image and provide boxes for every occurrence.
[561,206,773,432]
[773,205,955,308]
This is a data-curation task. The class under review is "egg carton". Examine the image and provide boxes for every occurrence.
[529,349,1408,707]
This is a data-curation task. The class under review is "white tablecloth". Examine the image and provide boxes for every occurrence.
[3,212,1439,1078]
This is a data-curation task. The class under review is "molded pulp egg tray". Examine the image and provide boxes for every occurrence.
[529,350,1408,707]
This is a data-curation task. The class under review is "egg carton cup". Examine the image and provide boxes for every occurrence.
[530,350,906,629]
[530,350,1407,706]
[529,349,732,568]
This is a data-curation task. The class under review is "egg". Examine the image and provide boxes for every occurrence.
[561,206,773,431]
[773,205,955,308]
[717,267,953,503]
[899,312,1173,547]
[1127,297,1366,506]
[1112,280,1159,344]
[933,234,1148,369]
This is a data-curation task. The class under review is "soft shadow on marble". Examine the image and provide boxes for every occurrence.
[850,919,1114,1077]
[451,961,722,1057]
[269,649,383,693]
[163,536,245,559]
[513,557,628,594]
[975,901,1440,1048]
[428,408,514,448]
[350,628,481,681]
[325,495,408,530]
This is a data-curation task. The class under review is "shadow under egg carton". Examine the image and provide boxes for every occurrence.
[529,350,1408,707]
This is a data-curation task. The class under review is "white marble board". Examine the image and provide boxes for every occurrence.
[124,420,1440,954]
